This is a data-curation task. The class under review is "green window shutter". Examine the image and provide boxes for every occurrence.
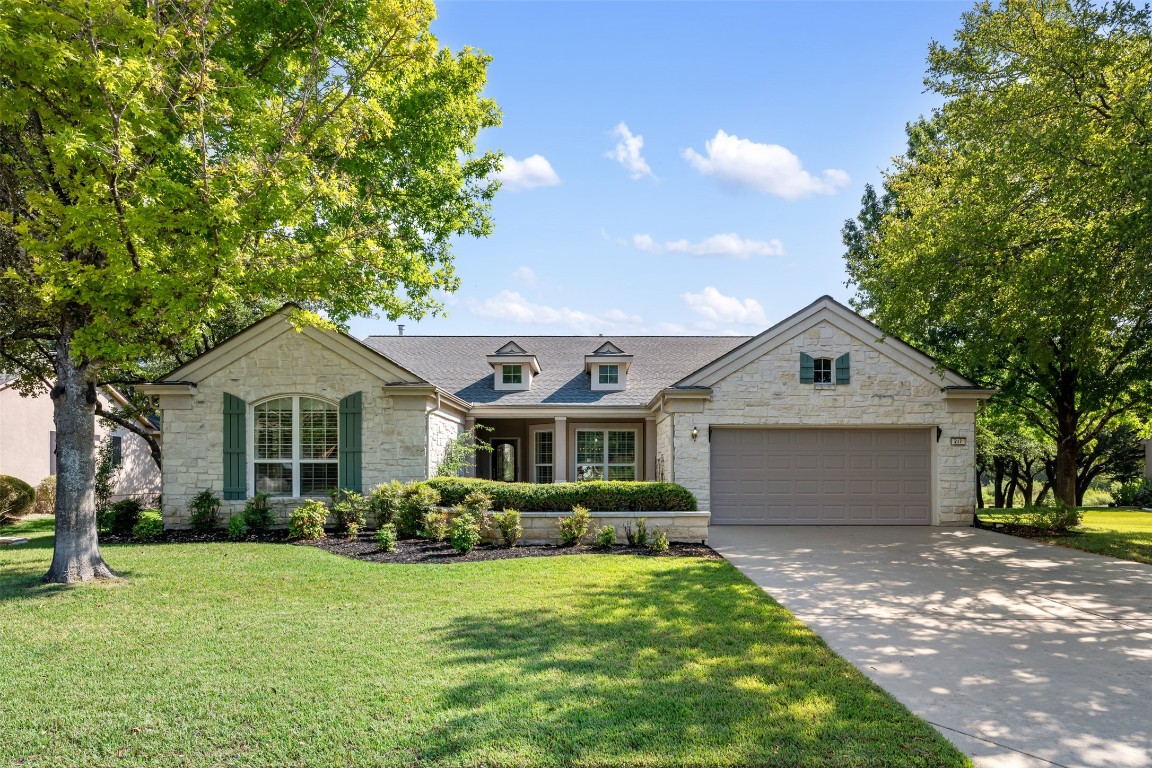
[799,353,814,384]
[223,393,247,501]
[835,352,851,385]
[339,392,363,493]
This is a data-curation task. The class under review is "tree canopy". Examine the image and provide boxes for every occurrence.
[844,0,1152,506]
[0,0,501,581]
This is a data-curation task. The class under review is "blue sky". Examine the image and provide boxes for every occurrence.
[350,0,971,339]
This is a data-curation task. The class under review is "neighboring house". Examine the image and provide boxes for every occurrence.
[140,296,992,531]
[0,375,161,500]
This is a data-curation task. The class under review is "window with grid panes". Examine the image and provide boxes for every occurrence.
[253,396,338,497]
[575,429,636,481]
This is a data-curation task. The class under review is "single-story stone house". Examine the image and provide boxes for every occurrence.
[140,296,991,537]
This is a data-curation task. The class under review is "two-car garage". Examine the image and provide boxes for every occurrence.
[709,428,933,525]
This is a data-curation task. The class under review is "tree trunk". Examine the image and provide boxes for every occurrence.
[994,459,1007,508]
[976,469,985,509]
[1053,391,1079,507]
[42,327,117,584]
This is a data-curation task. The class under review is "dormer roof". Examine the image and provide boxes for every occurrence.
[486,341,541,374]
[584,341,633,374]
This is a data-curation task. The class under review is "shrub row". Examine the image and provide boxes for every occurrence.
[422,478,697,513]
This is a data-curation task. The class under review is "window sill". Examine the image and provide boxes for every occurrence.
[813,383,837,390]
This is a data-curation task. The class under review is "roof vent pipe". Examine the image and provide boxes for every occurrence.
[398,325,405,336]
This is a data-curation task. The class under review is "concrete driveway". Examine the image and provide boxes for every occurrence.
[710,526,1152,768]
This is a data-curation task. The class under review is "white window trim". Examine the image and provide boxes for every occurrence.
[573,426,639,482]
[529,426,554,483]
[247,395,339,499]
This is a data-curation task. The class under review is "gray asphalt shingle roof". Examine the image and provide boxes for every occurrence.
[361,335,752,407]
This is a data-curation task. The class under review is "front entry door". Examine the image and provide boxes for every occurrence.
[490,439,518,482]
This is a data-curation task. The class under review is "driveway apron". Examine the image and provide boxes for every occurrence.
[710,526,1152,768]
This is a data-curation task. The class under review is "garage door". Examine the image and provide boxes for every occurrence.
[710,428,931,525]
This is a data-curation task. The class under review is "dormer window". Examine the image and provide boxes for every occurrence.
[487,342,539,392]
[586,342,632,392]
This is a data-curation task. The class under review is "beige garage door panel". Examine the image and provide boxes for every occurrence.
[711,428,931,525]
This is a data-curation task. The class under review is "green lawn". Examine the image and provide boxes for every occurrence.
[0,517,968,768]
[978,507,1152,565]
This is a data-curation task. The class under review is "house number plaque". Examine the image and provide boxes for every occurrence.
[950,437,967,446]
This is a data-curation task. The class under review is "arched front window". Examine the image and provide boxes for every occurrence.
[253,396,338,497]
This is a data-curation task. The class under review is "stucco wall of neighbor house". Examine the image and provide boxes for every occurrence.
[427,409,463,477]
[160,328,430,527]
[0,385,160,499]
[0,385,55,485]
[671,320,977,525]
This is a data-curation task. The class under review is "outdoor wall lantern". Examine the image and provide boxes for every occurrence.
[690,427,699,442]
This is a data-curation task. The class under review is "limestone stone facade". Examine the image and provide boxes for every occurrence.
[152,319,465,526]
[656,318,981,525]
[144,298,989,534]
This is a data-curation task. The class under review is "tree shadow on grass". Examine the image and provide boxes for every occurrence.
[417,561,967,767]
[0,518,133,602]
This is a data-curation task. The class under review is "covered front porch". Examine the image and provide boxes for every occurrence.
[465,409,658,484]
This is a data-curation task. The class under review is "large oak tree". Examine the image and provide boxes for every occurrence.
[844,0,1152,507]
[0,0,501,582]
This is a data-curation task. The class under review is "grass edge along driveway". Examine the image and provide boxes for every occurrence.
[0,517,969,767]
[978,507,1152,565]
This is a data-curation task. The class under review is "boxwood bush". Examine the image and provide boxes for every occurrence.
[0,475,35,525]
[421,478,697,512]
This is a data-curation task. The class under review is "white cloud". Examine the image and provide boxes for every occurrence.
[606,122,653,179]
[512,266,537,285]
[681,287,767,326]
[471,291,643,333]
[682,130,849,199]
[631,232,785,259]
[494,155,560,191]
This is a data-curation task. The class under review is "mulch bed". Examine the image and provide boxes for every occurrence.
[975,519,1083,542]
[302,535,722,564]
[99,529,722,564]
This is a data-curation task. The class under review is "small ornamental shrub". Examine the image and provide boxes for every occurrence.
[242,492,275,532]
[625,517,650,548]
[0,475,35,525]
[132,509,164,541]
[398,484,441,537]
[187,490,222,532]
[330,489,367,536]
[423,509,451,542]
[450,514,482,554]
[289,500,327,540]
[32,476,56,516]
[369,480,406,527]
[596,524,616,548]
[491,509,523,548]
[376,523,398,552]
[557,505,592,547]
[227,514,248,541]
[1113,479,1152,508]
[1028,502,1083,533]
[462,489,493,516]
[650,527,669,552]
[423,477,697,512]
[100,498,143,534]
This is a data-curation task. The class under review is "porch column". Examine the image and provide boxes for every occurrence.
[644,417,656,481]
[463,416,477,478]
[554,416,568,483]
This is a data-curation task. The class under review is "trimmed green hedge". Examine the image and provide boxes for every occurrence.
[422,478,697,512]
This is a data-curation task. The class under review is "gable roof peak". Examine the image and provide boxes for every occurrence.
[592,341,625,355]
[494,341,528,355]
